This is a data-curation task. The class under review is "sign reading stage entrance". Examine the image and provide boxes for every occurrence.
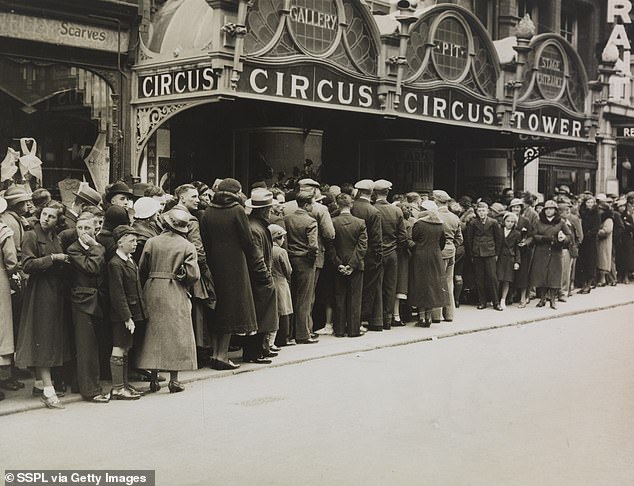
[536,43,566,100]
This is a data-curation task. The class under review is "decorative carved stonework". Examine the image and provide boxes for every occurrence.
[222,22,248,37]
[136,103,187,153]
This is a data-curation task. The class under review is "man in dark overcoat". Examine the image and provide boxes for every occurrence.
[330,193,367,337]
[244,189,278,362]
[465,201,503,310]
[373,180,409,329]
[351,179,383,330]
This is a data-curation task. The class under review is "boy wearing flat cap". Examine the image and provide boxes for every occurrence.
[108,225,147,399]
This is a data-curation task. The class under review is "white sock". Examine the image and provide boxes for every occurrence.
[34,380,44,390]
[43,386,56,398]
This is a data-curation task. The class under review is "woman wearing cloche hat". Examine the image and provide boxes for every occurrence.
[135,208,200,393]
[529,200,572,309]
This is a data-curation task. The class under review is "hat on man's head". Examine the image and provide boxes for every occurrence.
[421,200,438,211]
[163,208,190,235]
[354,179,375,191]
[0,197,7,215]
[73,185,102,208]
[543,200,558,209]
[509,198,524,208]
[490,202,507,214]
[596,193,608,202]
[615,197,627,207]
[246,189,274,209]
[112,225,140,243]
[374,179,392,192]
[251,181,267,191]
[105,181,133,203]
[329,185,341,196]
[558,185,571,195]
[432,189,451,204]
[3,186,32,206]
[217,178,242,194]
[134,197,161,219]
[298,178,320,188]
[268,223,287,239]
[132,183,151,199]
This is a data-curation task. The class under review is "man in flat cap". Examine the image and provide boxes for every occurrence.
[373,180,410,329]
[431,189,463,322]
[351,179,384,331]
[60,184,103,251]
[285,178,335,333]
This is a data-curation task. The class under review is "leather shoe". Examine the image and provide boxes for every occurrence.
[0,379,21,391]
[263,350,279,358]
[367,325,383,332]
[111,387,140,400]
[168,380,185,393]
[476,304,486,310]
[210,358,240,370]
[86,393,110,403]
[310,333,319,340]
[391,318,405,327]
[493,304,504,311]
[243,357,272,364]
[536,300,546,307]
[41,394,65,409]
[383,324,391,330]
[269,345,281,352]
[296,337,319,344]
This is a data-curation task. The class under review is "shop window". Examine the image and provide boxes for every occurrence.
[560,7,577,48]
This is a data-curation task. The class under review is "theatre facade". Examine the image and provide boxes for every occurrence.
[131,0,595,198]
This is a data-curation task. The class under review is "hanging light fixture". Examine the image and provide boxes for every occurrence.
[622,157,632,170]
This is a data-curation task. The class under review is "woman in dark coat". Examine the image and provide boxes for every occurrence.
[408,201,446,327]
[200,178,257,370]
[615,199,634,283]
[529,200,571,309]
[15,201,70,409]
[509,198,533,307]
[576,196,600,293]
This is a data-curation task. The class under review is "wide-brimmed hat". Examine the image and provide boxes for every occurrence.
[134,197,161,219]
[543,200,558,209]
[163,208,190,234]
[105,181,133,203]
[73,185,102,207]
[0,197,7,215]
[246,189,274,209]
[3,186,32,206]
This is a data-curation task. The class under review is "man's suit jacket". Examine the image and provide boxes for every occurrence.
[331,213,368,271]
[285,199,335,268]
[67,241,106,317]
[465,217,503,258]
[374,199,408,256]
[108,253,147,322]
[351,198,382,264]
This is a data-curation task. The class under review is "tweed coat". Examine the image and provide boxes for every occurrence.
[248,214,278,333]
[136,231,200,371]
[15,224,71,368]
[408,212,446,309]
[200,192,258,334]
[529,211,572,289]
[597,214,613,272]
[0,223,17,359]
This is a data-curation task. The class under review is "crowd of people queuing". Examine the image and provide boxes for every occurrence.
[0,176,633,409]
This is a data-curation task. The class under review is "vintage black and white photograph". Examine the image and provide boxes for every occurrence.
[0,0,633,484]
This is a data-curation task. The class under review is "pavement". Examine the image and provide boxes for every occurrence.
[2,284,633,417]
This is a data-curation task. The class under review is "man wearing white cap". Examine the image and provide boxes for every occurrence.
[352,179,384,331]
[131,197,162,262]
[373,179,409,329]
[431,189,463,322]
